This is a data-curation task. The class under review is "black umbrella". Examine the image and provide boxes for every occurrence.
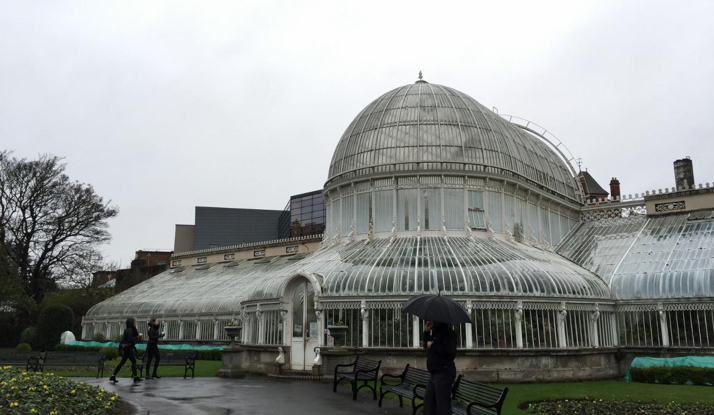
[402,293,473,324]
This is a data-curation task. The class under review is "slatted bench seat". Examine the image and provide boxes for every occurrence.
[333,356,382,400]
[451,375,508,415]
[43,351,106,378]
[379,364,431,414]
[137,351,197,379]
[0,351,43,372]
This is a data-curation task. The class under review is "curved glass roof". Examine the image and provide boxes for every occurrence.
[327,81,581,202]
[557,211,714,300]
[87,235,610,319]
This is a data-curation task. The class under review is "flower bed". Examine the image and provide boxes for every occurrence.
[0,366,122,414]
[525,398,714,415]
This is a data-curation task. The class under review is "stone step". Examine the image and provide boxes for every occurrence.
[267,369,323,382]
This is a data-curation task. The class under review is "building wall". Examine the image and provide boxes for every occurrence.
[193,207,283,250]
[645,188,714,216]
[170,240,321,268]
[174,225,195,254]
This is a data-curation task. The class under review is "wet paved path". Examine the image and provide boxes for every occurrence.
[78,376,407,415]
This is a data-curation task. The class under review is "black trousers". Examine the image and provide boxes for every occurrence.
[424,368,456,415]
[146,343,161,376]
[114,348,137,377]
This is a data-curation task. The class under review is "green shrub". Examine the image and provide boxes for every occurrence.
[196,349,222,361]
[37,304,74,351]
[100,346,119,361]
[92,332,107,342]
[631,366,714,386]
[113,334,123,343]
[20,326,39,350]
[54,344,102,352]
[15,343,32,351]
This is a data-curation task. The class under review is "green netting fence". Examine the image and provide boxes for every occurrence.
[625,356,714,384]
[67,340,224,351]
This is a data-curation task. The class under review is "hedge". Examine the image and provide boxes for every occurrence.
[100,347,119,361]
[630,366,714,386]
[37,304,74,351]
[15,343,31,351]
[52,344,222,361]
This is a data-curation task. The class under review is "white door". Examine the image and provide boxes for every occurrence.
[290,280,318,370]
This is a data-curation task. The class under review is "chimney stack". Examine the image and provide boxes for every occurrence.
[674,157,695,191]
[609,177,621,200]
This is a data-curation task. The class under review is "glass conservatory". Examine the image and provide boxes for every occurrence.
[83,76,714,379]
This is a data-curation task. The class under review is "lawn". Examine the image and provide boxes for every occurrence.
[48,359,221,378]
[365,379,714,415]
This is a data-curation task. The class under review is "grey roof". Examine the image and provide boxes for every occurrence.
[327,81,582,203]
[577,171,609,197]
[86,234,611,319]
[557,211,714,300]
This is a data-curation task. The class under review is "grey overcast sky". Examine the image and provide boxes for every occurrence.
[1,0,712,266]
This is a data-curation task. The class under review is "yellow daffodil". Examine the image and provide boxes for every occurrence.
[24,377,29,381]
[43,385,48,390]
[31,409,36,413]
[71,389,76,394]
[10,402,18,407]
[1,381,7,386]
[22,372,27,376]
[10,386,17,391]
[10,378,16,382]
[111,396,117,401]
[79,382,84,385]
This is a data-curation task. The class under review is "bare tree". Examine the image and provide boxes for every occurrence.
[0,152,119,303]
[56,246,119,292]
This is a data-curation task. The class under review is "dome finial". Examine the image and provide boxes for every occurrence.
[416,70,428,84]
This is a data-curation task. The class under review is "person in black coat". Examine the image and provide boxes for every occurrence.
[422,320,457,415]
[109,317,143,384]
[145,318,165,379]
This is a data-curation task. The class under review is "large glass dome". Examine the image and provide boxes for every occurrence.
[327,78,582,204]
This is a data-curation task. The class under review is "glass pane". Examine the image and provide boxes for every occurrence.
[444,189,464,229]
[397,189,418,231]
[356,193,371,234]
[292,284,304,337]
[375,190,393,232]
[305,283,317,339]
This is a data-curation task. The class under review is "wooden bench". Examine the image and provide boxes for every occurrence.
[43,351,106,379]
[379,364,431,414]
[0,351,43,372]
[333,356,382,400]
[451,375,508,415]
[137,350,198,379]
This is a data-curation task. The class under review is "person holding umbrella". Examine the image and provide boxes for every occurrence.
[403,293,471,415]
[422,320,457,414]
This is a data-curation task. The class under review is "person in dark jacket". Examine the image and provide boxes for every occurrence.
[422,320,457,415]
[109,317,143,384]
[145,318,165,379]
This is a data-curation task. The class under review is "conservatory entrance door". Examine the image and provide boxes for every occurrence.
[290,279,318,370]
